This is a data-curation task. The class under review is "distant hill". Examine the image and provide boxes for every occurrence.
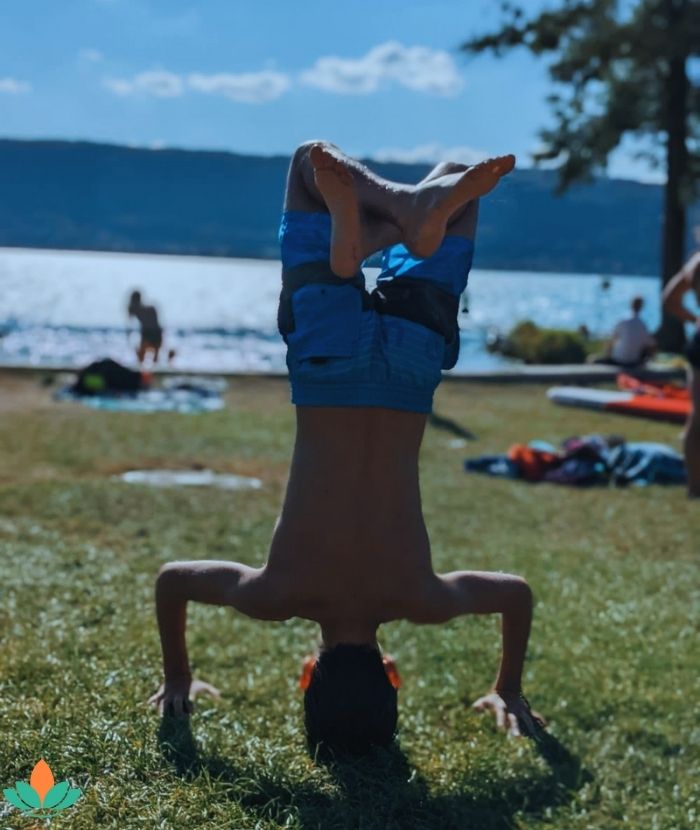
[0,138,697,275]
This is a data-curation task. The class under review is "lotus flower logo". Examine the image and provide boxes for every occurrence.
[3,759,82,817]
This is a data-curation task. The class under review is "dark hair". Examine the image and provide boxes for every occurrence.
[128,290,142,312]
[631,295,644,313]
[304,644,398,756]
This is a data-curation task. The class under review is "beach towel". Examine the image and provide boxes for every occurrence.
[56,387,225,413]
[465,435,686,487]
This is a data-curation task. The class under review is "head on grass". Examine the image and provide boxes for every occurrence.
[303,644,398,757]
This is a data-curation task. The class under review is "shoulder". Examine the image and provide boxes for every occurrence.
[682,253,700,282]
[690,254,700,286]
[664,261,694,299]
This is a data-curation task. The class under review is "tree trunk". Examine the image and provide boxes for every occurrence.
[657,0,689,352]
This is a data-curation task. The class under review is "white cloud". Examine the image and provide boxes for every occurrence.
[104,69,290,103]
[372,143,488,166]
[187,71,290,103]
[102,43,463,105]
[300,41,464,97]
[79,48,103,63]
[104,70,184,98]
[0,78,31,94]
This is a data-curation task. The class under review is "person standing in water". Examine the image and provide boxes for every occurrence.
[663,252,700,497]
[149,142,544,754]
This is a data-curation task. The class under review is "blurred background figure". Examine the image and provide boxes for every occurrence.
[592,296,656,367]
[662,253,700,498]
[127,289,175,366]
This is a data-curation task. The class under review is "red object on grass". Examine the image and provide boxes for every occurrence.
[617,373,689,401]
[606,395,690,423]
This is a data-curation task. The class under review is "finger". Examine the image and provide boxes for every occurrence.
[508,712,522,738]
[472,698,487,712]
[495,705,507,731]
[203,683,221,699]
[193,682,220,700]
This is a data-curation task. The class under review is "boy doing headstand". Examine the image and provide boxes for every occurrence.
[149,142,544,753]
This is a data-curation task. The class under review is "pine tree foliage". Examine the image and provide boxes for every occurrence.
[463,0,698,186]
[463,0,700,349]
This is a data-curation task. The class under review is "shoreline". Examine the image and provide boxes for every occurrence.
[0,361,685,385]
[0,244,661,279]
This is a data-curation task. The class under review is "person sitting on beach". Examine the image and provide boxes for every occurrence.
[595,296,656,367]
[149,141,544,754]
[127,290,167,365]
[663,252,700,497]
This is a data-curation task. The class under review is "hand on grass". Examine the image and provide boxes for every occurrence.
[472,690,546,738]
[148,676,220,717]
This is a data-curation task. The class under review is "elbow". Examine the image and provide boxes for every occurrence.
[511,576,533,611]
[156,561,187,599]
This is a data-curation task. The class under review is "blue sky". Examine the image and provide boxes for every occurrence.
[0,0,661,180]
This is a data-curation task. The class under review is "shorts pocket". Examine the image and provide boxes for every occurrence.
[287,284,361,360]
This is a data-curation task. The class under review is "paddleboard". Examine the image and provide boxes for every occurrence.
[548,385,690,423]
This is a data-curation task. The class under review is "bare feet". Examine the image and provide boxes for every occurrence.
[309,144,363,278]
[404,155,516,259]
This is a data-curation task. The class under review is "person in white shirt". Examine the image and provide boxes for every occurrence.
[607,296,656,366]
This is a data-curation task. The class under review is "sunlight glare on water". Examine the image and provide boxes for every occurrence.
[0,247,662,372]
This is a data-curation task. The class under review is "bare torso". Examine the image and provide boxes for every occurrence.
[135,305,160,332]
[257,406,440,628]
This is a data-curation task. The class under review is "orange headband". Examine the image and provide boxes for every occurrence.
[299,654,402,690]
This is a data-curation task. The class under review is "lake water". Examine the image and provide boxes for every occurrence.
[0,247,663,372]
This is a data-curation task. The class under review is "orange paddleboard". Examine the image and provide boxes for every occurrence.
[617,373,689,401]
[606,395,690,423]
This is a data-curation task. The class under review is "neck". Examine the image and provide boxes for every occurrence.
[320,621,378,650]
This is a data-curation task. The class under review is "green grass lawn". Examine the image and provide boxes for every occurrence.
[0,375,698,830]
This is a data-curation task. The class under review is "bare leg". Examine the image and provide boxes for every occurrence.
[308,147,365,277]
[284,141,385,276]
[357,162,464,256]
[685,367,700,497]
[283,140,413,219]
[417,161,480,241]
[284,142,512,275]
[356,161,480,262]
[308,143,511,256]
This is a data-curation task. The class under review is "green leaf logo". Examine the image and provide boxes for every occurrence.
[3,759,82,817]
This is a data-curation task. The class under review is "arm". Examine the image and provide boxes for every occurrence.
[148,560,259,716]
[645,328,658,356]
[609,322,621,349]
[439,570,544,736]
[663,265,698,326]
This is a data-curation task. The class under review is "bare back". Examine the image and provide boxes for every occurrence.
[263,407,437,624]
[246,147,499,627]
